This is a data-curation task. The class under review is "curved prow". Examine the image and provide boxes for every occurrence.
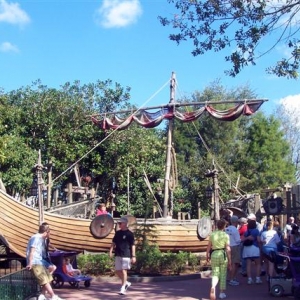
[0,230,26,258]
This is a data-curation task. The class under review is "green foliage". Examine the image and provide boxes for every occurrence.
[77,253,114,276]
[133,244,163,275]
[159,1,300,78]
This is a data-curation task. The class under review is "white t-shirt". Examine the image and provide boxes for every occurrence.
[260,229,280,249]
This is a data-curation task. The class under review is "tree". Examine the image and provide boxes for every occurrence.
[0,79,131,196]
[275,102,300,182]
[159,0,300,78]
[233,112,296,191]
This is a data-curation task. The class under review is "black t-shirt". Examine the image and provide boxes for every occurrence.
[112,229,135,258]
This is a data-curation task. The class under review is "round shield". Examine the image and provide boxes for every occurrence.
[114,215,137,233]
[197,216,212,239]
[90,214,114,238]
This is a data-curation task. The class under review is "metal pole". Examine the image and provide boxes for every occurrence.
[163,72,176,218]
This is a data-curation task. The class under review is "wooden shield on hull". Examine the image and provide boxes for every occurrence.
[90,215,114,238]
[197,216,212,239]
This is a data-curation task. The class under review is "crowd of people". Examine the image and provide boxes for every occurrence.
[206,213,297,300]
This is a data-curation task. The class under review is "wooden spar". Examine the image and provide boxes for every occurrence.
[88,99,267,117]
[163,72,176,218]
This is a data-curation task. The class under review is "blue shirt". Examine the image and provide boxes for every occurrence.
[244,228,260,247]
[26,233,45,265]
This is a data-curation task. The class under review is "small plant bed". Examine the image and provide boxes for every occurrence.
[77,244,202,278]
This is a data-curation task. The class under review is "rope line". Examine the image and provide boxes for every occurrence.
[52,79,170,184]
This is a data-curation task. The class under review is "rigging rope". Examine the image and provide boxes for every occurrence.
[52,79,170,184]
[175,80,244,198]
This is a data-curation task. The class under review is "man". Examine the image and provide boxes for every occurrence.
[283,216,295,246]
[109,216,136,295]
[225,215,241,286]
[26,223,64,300]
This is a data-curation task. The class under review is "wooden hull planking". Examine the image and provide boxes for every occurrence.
[0,190,207,257]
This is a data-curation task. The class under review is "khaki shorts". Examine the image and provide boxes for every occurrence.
[115,256,131,271]
[231,245,241,264]
[32,264,53,286]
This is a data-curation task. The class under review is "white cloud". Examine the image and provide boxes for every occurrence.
[277,94,300,128]
[95,0,142,28]
[0,0,30,26]
[278,94,300,114]
[0,41,19,52]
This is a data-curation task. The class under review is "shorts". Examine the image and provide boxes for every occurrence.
[231,245,241,264]
[115,256,131,271]
[31,264,53,286]
[243,245,260,259]
[42,259,53,268]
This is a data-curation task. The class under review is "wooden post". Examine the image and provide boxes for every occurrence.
[67,183,73,203]
[286,190,292,218]
[47,160,53,209]
[213,170,220,223]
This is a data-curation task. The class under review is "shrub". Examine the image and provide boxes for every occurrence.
[77,253,114,276]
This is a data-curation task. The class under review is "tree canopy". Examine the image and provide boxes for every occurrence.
[159,0,300,78]
[0,79,297,218]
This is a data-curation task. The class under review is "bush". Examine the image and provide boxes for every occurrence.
[76,247,200,276]
[77,253,114,276]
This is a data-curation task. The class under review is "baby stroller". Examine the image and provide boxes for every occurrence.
[268,248,300,299]
[49,250,92,288]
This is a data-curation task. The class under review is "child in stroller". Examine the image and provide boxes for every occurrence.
[50,250,92,289]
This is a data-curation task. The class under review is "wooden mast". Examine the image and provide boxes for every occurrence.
[37,149,44,225]
[163,72,176,218]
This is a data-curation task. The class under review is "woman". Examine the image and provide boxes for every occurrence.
[206,219,231,300]
[242,219,262,284]
[260,220,280,278]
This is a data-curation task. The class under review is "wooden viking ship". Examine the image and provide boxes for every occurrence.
[0,189,209,257]
[0,73,266,258]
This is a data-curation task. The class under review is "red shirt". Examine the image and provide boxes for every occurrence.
[239,224,248,237]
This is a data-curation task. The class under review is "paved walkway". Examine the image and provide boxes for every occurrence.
[51,273,293,300]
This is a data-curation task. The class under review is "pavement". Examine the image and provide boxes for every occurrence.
[50,272,294,300]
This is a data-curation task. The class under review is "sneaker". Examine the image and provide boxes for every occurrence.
[219,292,227,299]
[125,281,131,291]
[228,280,239,286]
[38,295,47,300]
[119,286,126,295]
[256,277,262,284]
[247,278,253,285]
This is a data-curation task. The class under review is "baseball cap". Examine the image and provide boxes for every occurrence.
[247,213,256,220]
[118,217,128,224]
[230,215,239,223]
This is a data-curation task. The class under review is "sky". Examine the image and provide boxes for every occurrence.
[0,0,299,117]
